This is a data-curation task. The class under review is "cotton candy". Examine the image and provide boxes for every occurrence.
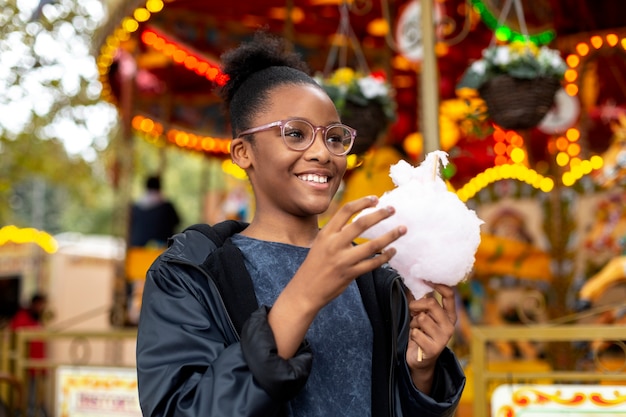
[354,151,484,299]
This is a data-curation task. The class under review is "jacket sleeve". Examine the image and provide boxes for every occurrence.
[397,347,466,417]
[387,273,466,417]
[136,258,312,417]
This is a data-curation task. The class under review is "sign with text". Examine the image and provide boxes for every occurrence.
[56,366,141,417]
[492,384,626,416]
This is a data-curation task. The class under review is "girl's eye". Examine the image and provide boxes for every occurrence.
[285,128,306,139]
[326,133,342,143]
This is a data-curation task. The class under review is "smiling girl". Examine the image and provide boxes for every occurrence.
[136,32,465,417]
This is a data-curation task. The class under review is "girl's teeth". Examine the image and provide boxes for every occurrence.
[300,174,327,183]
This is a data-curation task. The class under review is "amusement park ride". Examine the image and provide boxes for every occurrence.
[89,0,626,329]
[1,1,625,416]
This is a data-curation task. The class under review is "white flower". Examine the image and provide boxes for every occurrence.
[357,76,388,99]
[470,60,487,75]
[493,46,511,66]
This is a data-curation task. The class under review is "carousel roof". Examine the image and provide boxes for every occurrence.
[95,0,626,189]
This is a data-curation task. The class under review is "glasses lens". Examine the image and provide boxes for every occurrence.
[325,125,353,155]
[283,120,314,150]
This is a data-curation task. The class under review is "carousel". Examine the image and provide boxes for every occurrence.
[92,0,626,413]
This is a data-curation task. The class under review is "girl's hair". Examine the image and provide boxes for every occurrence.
[219,31,321,138]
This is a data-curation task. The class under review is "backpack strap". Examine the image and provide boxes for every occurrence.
[357,269,393,417]
[183,221,258,336]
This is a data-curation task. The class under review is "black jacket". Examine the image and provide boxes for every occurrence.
[136,220,465,416]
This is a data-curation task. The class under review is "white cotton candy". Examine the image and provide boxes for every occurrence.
[354,151,484,299]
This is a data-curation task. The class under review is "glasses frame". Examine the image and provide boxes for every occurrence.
[237,118,357,156]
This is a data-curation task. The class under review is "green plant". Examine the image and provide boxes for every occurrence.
[457,41,567,91]
[315,67,396,122]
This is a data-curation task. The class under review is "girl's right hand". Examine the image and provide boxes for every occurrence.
[298,195,406,309]
[269,196,405,358]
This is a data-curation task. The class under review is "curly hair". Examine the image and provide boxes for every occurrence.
[219,31,320,138]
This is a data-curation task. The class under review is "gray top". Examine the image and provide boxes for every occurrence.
[231,234,374,417]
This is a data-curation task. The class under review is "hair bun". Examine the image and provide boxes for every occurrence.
[219,31,310,106]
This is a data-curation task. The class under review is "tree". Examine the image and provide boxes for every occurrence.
[0,0,119,234]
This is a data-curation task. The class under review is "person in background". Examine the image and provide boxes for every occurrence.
[129,175,181,248]
[136,32,464,417]
[10,293,48,417]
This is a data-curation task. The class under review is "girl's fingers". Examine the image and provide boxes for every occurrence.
[424,283,457,325]
[324,195,380,232]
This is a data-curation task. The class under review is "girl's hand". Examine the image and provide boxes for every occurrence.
[405,283,457,394]
[269,195,405,358]
[297,195,406,310]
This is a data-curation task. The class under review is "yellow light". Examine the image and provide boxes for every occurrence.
[590,155,604,169]
[439,115,460,151]
[576,43,590,56]
[367,18,388,37]
[153,38,165,51]
[392,55,413,71]
[555,137,569,151]
[500,164,512,179]
[494,155,508,165]
[566,54,580,67]
[622,38,626,50]
[564,69,578,82]
[403,132,423,159]
[494,141,507,155]
[510,147,525,164]
[456,188,469,202]
[570,165,583,178]
[590,35,603,49]
[475,173,487,188]
[606,33,619,47]
[510,133,524,147]
[580,159,592,174]
[184,56,198,70]
[562,172,575,186]
[567,143,581,156]
[566,128,580,141]
[146,0,164,13]
[122,18,139,33]
[134,8,151,22]
[556,152,570,166]
[0,225,58,254]
[222,159,248,180]
[540,177,554,192]
[140,118,155,133]
[173,50,187,63]
[565,84,578,96]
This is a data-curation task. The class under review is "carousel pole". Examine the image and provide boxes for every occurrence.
[110,52,136,327]
[419,0,440,154]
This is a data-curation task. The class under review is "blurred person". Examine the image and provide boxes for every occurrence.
[10,293,49,417]
[129,175,181,248]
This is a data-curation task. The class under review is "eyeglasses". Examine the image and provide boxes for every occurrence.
[237,118,357,156]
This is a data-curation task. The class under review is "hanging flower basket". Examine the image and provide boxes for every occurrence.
[478,75,561,130]
[456,41,566,131]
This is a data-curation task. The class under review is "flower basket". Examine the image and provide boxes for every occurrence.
[478,75,561,130]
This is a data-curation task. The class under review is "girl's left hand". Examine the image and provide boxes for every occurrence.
[405,283,457,393]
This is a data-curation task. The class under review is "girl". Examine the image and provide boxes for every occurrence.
[136,32,465,417]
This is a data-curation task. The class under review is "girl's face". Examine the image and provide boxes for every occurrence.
[237,83,347,218]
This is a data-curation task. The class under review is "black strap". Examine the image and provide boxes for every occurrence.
[357,270,393,417]
[203,241,259,335]
[183,222,259,336]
